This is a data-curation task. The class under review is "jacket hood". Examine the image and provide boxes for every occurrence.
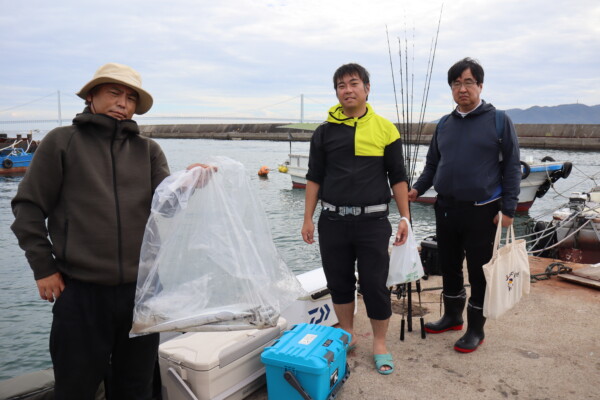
[451,100,495,118]
[326,103,374,126]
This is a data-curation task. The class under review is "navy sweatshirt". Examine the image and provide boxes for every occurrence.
[412,101,521,217]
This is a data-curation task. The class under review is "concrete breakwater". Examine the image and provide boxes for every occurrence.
[139,123,600,150]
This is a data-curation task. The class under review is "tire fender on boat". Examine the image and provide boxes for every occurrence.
[520,161,531,180]
[560,162,572,179]
[2,158,13,169]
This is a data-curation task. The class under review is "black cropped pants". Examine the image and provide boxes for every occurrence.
[318,213,392,320]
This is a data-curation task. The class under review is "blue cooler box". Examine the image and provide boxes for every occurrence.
[261,324,350,400]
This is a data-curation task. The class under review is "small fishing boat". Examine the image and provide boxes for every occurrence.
[281,154,573,212]
[0,133,37,175]
[0,148,34,175]
[280,153,309,189]
[411,157,573,212]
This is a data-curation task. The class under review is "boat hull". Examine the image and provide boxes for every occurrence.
[0,166,28,176]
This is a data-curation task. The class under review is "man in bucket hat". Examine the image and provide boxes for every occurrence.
[11,63,177,398]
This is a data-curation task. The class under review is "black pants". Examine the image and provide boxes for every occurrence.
[50,278,159,400]
[435,200,499,308]
[318,213,392,320]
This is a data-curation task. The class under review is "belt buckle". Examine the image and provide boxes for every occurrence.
[339,206,361,216]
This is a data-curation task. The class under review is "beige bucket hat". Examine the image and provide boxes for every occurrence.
[76,62,153,115]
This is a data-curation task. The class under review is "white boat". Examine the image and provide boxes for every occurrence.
[281,153,310,189]
[281,154,573,212]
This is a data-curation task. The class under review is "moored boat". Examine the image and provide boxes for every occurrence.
[0,133,37,176]
[281,154,573,212]
[411,157,573,212]
[0,148,34,175]
[281,153,309,189]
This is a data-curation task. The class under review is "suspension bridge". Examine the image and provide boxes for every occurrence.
[0,92,323,134]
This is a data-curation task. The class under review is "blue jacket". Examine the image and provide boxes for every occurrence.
[412,101,521,217]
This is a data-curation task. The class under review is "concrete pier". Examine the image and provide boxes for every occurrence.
[246,256,600,400]
[139,123,600,150]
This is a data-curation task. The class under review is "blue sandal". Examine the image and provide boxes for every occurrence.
[373,353,394,375]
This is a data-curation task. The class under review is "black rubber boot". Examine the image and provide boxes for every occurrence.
[454,303,486,353]
[424,289,466,334]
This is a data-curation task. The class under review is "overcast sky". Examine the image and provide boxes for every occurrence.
[1,0,598,125]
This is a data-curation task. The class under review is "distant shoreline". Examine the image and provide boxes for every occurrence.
[139,123,600,150]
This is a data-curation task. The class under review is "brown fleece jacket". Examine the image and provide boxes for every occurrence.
[11,109,170,285]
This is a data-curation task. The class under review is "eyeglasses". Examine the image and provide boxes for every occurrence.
[451,79,478,89]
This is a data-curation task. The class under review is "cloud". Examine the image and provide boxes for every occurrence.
[0,0,598,126]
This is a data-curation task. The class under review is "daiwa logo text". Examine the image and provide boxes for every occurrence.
[308,304,331,324]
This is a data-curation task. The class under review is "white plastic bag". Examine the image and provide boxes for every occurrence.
[386,218,425,286]
[131,157,305,334]
[483,212,531,320]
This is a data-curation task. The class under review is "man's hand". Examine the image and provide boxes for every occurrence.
[186,163,218,188]
[301,220,315,244]
[393,218,409,246]
[36,272,65,303]
[408,189,418,202]
[186,163,217,171]
[494,213,514,227]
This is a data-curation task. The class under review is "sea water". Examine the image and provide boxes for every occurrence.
[0,138,598,380]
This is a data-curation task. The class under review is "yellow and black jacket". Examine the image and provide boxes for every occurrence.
[306,103,407,207]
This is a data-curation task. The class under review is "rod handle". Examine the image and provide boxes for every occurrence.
[400,319,405,341]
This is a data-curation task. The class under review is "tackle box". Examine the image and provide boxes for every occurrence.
[159,318,287,400]
[281,268,356,327]
[261,323,350,400]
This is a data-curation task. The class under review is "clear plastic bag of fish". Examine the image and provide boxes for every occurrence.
[131,156,304,335]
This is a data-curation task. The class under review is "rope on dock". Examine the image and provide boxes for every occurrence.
[530,262,572,282]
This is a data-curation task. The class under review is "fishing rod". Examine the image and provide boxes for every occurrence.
[410,6,443,184]
[386,7,444,342]
[389,6,444,185]
[386,25,401,129]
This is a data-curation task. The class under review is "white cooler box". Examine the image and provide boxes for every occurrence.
[159,318,287,400]
[281,267,356,327]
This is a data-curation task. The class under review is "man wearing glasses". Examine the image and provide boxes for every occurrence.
[408,58,521,353]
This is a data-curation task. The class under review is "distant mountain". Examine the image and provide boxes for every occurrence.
[505,103,600,124]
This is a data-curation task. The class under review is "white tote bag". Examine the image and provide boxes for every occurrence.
[483,212,531,320]
[386,218,425,286]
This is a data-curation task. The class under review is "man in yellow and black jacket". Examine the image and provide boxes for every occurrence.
[301,63,410,375]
